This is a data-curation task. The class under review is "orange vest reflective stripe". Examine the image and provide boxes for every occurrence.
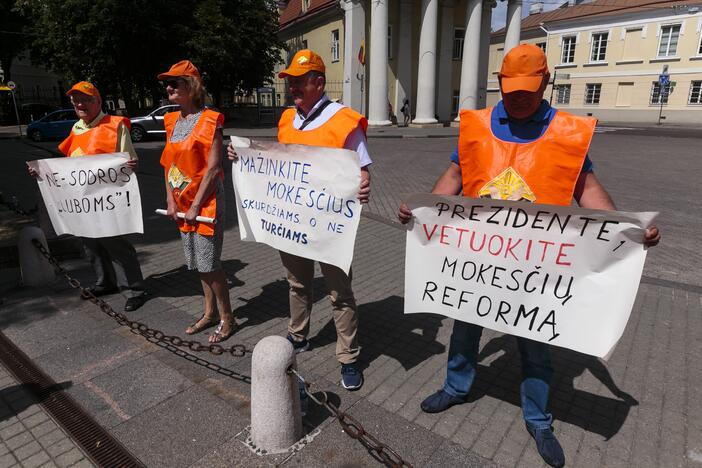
[277,106,367,148]
[457,107,596,206]
[58,115,130,157]
[160,109,224,236]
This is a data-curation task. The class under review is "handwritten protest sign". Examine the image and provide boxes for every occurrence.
[28,153,143,238]
[404,194,657,358]
[231,139,361,273]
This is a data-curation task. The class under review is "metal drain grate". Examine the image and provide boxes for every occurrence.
[0,330,145,467]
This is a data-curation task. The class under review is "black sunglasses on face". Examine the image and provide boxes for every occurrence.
[163,79,182,89]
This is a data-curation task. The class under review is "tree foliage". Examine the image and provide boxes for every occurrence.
[17,0,283,111]
[0,0,29,81]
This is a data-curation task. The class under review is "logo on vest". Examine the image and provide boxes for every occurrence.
[478,166,536,202]
[167,164,191,197]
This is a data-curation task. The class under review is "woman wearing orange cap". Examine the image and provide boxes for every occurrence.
[158,60,236,343]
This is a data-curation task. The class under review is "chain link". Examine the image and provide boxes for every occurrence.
[31,238,253,359]
[288,368,414,468]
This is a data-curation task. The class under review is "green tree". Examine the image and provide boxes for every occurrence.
[0,0,28,81]
[18,0,283,112]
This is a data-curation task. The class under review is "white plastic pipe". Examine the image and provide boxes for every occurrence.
[154,209,216,224]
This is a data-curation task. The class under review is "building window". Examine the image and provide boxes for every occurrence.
[590,32,608,62]
[301,0,310,13]
[698,34,702,55]
[453,28,465,60]
[651,81,672,105]
[555,84,571,104]
[301,39,308,50]
[331,29,340,62]
[657,24,681,57]
[536,42,546,52]
[388,25,393,59]
[452,90,460,117]
[585,84,601,104]
[561,36,576,63]
[689,81,702,104]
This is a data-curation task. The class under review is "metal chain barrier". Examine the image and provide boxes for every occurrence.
[31,237,413,466]
[289,367,414,468]
[30,238,253,359]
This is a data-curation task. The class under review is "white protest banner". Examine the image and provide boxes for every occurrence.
[404,194,657,358]
[27,153,143,238]
[231,139,361,273]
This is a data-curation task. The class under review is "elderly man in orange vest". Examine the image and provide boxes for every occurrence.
[229,49,370,390]
[398,45,660,467]
[58,82,146,311]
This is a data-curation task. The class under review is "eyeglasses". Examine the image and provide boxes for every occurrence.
[163,79,183,89]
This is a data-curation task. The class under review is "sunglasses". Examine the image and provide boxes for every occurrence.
[163,79,184,89]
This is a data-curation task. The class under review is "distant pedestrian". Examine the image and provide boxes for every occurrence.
[228,49,371,390]
[28,81,147,312]
[400,98,411,126]
[158,60,237,343]
[398,45,661,468]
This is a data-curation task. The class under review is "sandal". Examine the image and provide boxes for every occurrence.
[209,320,238,343]
[185,315,219,335]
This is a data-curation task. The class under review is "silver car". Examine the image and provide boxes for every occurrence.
[129,105,179,142]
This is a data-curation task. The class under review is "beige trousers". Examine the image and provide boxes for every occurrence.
[279,251,359,364]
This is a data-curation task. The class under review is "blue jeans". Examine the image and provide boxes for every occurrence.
[444,320,553,430]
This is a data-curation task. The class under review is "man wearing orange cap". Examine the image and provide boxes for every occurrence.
[58,81,146,311]
[398,45,661,467]
[229,49,371,390]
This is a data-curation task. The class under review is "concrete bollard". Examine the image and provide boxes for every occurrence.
[251,336,302,454]
[18,227,55,286]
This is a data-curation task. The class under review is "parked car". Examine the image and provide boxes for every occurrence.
[129,105,179,142]
[26,109,77,142]
[20,103,60,124]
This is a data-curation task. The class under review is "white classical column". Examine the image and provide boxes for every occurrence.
[477,0,493,108]
[413,0,439,124]
[341,0,365,114]
[436,0,455,122]
[367,0,390,126]
[504,0,522,53]
[394,0,413,121]
[455,0,482,120]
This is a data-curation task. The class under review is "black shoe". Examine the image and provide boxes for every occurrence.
[124,295,147,312]
[420,389,467,413]
[286,334,310,353]
[526,425,565,468]
[81,285,118,299]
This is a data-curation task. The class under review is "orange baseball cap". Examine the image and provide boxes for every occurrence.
[499,44,549,93]
[66,81,100,98]
[278,49,326,78]
[157,60,201,81]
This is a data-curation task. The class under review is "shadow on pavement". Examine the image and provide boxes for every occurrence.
[0,381,72,422]
[467,334,637,440]
[143,259,248,300]
[313,295,446,372]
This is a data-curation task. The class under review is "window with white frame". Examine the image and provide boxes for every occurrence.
[451,91,460,117]
[301,0,310,13]
[650,81,672,105]
[536,42,546,52]
[561,36,576,63]
[689,81,702,104]
[698,34,702,55]
[331,29,340,62]
[657,24,681,57]
[555,84,571,104]
[584,84,601,104]
[590,32,608,62]
[453,28,465,60]
[388,25,393,59]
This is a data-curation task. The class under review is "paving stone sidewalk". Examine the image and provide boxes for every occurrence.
[1,131,701,467]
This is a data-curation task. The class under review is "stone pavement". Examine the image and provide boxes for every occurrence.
[0,128,701,467]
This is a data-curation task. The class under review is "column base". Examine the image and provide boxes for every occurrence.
[450,120,460,127]
[368,120,392,126]
[409,121,444,128]
[411,117,439,124]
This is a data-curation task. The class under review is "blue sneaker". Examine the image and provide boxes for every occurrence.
[340,363,363,390]
[286,334,310,353]
[420,389,466,413]
[526,425,565,468]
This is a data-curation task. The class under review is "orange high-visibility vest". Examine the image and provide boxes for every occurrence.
[458,107,596,206]
[160,109,224,236]
[58,115,130,157]
[277,106,367,148]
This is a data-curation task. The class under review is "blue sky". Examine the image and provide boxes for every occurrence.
[491,0,562,31]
